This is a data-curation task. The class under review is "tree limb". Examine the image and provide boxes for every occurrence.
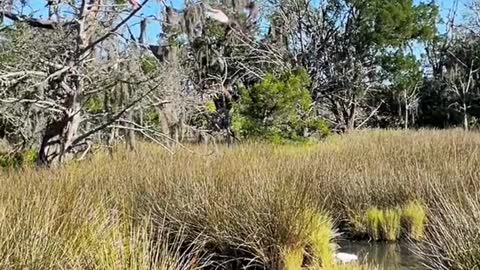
[80,0,151,55]
[1,11,76,29]
[68,81,161,149]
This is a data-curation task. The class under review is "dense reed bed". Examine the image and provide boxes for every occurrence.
[1,129,480,269]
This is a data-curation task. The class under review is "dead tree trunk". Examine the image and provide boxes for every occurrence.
[462,100,469,131]
[36,1,90,166]
[404,89,408,130]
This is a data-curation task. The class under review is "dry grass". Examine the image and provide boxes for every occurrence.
[1,129,480,269]
[413,190,480,270]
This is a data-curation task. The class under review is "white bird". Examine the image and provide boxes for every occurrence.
[334,252,359,264]
[205,7,229,24]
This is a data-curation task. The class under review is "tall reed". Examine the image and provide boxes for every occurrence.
[0,129,479,269]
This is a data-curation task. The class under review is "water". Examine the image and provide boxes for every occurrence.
[338,241,426,270]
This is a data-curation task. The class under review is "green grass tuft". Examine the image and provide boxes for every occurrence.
[381,209,402,241]
[366,208,383,241]
[401,201,426,240]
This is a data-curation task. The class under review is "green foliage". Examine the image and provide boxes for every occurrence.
[281,246,304,270]
[282,209,340,270]
[233,69,330,142]
[205,101,217,113]
[22,149,38,165]
[365,208,383,241]
[350,201,425,242]
[352,0,438,48]
[86,96,104,114]
[381,53,422,87]
[0,149,37,169]
[304,211,336,268]
[144,109,160,126]
[140,56,158,74]
[0,153,23,168]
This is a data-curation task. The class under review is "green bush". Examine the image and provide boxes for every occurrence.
[140,55,159,74]
[0,149,37,168]
[86,96,104,114]
[233,69,330,142]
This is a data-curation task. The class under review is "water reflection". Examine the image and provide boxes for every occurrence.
[338,241,425,270]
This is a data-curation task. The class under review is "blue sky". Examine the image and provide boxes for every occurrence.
[22,0,464,45]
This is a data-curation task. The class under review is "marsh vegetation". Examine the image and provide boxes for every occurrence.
[1,130,480,269]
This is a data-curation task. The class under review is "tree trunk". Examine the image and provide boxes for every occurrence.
[36,2,90,166]
[37,101,82,166]
[123,83,136,150]
[345,100,356,132]
[463,101,469,131]
[404,90,408,130]
[345,113,355,132]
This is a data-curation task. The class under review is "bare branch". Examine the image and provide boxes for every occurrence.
[1,11,76,29]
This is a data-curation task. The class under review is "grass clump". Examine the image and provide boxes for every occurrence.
[351,201,426,242]
[351,207,402,242]
[302,210,337,269]
[282,209,375,270]
[366,208,384,241]
[281,246,305,270]
[401,201,426,240]
[381,209,402,241]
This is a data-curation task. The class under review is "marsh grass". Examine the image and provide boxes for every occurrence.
[414,190,480,270]
[0,129,479,269]
[366,208,383,241]
[381,209,402,241]
[401,201,426,240]
[350,202,425,242]
[280,209,339,270]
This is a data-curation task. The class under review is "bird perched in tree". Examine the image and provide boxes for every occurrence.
[128,0,141,9]
[204,6,229,24]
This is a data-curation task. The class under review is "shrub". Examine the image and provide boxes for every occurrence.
[0,149,37,168]
[140,55,159,74]
[233,69,330,142]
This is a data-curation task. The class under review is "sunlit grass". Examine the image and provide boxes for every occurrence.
[401,201,426,241]
[381,209,401,242]
[350,203,424,242]
[366,208,383,241]
[0,129,479,269]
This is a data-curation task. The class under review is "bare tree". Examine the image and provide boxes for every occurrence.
[0,0,176,165]
[445,48,479,131]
